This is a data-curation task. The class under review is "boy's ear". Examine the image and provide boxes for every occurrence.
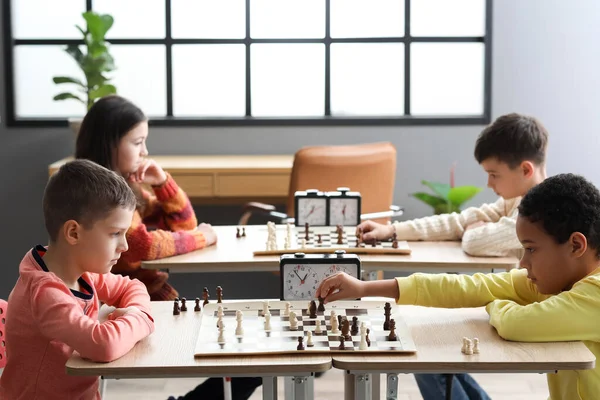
[569,232,588,258]
[63,220,82,245]
[520,161,535,178]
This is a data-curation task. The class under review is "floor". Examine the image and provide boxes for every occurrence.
[99,369,550,400]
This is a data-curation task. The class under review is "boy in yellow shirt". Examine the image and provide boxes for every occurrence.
[358,113,549,258]
[318,173,600,400]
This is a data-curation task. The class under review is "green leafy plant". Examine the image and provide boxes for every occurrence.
[411,163,483,215]
[52,11,116,111]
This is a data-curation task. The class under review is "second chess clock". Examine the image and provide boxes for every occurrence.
[294,187,362,227]
[280,250,361,300]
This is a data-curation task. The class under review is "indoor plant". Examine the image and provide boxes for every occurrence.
[52,11,116,135]
[411,164,483,215]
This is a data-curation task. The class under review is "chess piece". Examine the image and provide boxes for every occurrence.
[473,338,480,354]
[359,322,368,350]
[337,315,343,329]
[342,319,351,341]
[235,310,244,336]
[194,297,201,312]
[217,315,224,328]
[338,336,346,350]
[301,238,307,249]
[236,227,241,238]
[317,234,322,244]
[203,287,209,306]
[371,239,377,247]
[337,226,344,244]
[173,299,180,315]
[307,331,314,347]
[218,325,225,344]
[461,337,469,354]
[351,316,359,336]
[366,328,371,347]
[284,302,291,316]
[317,296,325,312]
[262,300,269,316]
[315,319,323,334]
[264,312,271,331]
[289,311,298,331]
[180,297,187,311]
[305,222,310,240]
[355,226,361,238]
[388,319,397,341]
[242,227,246,237]
[297,336,305,350]
[392,232,398,249]
[309,300,317,319]
[383,302,391,330]
[464,339,474,355]
[217,305,224,318]
[216,286,223,303]
[330,311,339,334]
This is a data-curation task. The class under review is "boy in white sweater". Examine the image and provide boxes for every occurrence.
[359,113,549,259]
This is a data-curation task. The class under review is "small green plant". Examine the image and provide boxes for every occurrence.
[52,11,116,111]
[411,164,483,215]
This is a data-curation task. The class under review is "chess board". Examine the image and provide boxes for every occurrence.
[253,226,411,256]
[194,300,417,357]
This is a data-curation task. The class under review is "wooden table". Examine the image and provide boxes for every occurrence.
[66,301,331,400]
[334,305,596,400]
[49,155,293,204]
[142,225,519,274]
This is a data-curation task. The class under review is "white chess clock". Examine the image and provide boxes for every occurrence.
[280,250,361,300]
[294,189,328,226]
[327,187,361,226]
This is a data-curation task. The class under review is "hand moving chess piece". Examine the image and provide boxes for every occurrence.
[203,287,209,306]
[194,297,201,312]
[388,319,397,341]
[216,286,223,303]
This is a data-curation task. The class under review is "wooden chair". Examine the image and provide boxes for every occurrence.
[239,142,402,226]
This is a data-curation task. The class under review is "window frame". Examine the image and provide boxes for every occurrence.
[2,0,493,127]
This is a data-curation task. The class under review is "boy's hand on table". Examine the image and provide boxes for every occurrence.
[197,223,218,246]
[316,272,366,303]
[357,220,396,242]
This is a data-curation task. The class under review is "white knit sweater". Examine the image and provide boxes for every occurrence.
[393,197,523,258]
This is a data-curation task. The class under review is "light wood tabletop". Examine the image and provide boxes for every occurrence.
[66,301,331,379]
[333,305,596,373]
[142,225,519,273]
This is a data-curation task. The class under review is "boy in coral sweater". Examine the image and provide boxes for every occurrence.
[359,113,549,258]
[0,160,155,400]
[319,173,600,400]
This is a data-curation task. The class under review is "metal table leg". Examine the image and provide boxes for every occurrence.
[262,376,277,400]
[445,374,454,400]
[386,373,398,400]
[354,373,371,400]
[293,375,311,400]
[371,373,380,399]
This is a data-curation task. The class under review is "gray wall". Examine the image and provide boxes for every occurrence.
[2,0,600,299]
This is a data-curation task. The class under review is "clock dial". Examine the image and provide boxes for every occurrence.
[296,198,327,226]
[329,198,359,226]
[326,264,356,278]
[284,264,320,300]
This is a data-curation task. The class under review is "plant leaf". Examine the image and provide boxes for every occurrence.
[447,186,483,206]
[53,92,85,103]
[89,84,117,100]
[53,76,85,87]
[83,12,113,42]
[64,44,84,66]
[421,180,451,200]
[411,192,447,208]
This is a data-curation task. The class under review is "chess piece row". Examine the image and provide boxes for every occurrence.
[461,337,480,355]
[235,226,247,238]
[172,297,201,315]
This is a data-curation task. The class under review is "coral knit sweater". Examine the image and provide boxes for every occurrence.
[0,246,155,400]
[115,173,207,300]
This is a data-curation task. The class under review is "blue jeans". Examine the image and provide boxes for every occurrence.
[414,373,491,400]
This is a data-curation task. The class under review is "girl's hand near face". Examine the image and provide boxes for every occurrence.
[128,159,168,186]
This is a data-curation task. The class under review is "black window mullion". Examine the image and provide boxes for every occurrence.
[165,0,173,116]
[3,0,15,125]
[324,0,331,117]
[86,0,92,11]
[404,0,411,116]
[483,0,493,121]
[245,0,251,117]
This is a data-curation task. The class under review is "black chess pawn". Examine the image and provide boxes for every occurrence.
[236,227,241,238]
[351,316,359,336]
[309,300,317,319]
[216,286,223,303]
[317,296,325,312]
[203,287,210,306]
[180,297,187,311]
[297,336,305,350]
[366,328,371,347]
[317,234,322,244]
[304,222,310,240]
[194,297,201,312]
[388,319,397,341]
[338,336,346,350]
[242,227,246,237]
[392,232,398,249]
[173,299,180,315]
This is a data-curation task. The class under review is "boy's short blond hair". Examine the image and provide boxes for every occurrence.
[43,159,137,242]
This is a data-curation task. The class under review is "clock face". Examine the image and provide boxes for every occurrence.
[329,198,359,226]
[296,198,327,226]
[281,261,360,300]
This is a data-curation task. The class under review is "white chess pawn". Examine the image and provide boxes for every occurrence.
[284,236,290,250]
[301,238,307,249]
[464,338,473,355]
[461,337,468,354]
[473,338,480,354]
[314,319,322,334]
[284,302,290,316]
[264,312,272,331]
[217,325,226,344]
[217,315,224,329]
[235,310,244,336]
[359,322,368,350]
[217,305,224,318]
[289,311,298,331]
[262,300,269,316]
[330,311,339,334]
[306,331,314,347]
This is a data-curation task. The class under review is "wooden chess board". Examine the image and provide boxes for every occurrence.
[253,226,411,256]
[194,300,417,357]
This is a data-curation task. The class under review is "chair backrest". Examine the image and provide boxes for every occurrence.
[0,299,6,368]
[287,142,397,224]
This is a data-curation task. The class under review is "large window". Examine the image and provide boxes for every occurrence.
[3,0,492,126]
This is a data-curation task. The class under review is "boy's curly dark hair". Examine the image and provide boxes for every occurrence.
[518,173,600,256]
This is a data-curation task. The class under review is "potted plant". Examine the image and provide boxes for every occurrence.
[411,163,483,215]
[52,11,116,136]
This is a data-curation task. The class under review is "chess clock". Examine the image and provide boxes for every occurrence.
[280,250,361,300]
[327,187,361,226]
[294,189,328,227]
